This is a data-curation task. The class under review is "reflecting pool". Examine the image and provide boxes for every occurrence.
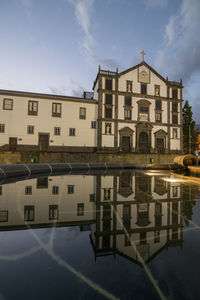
[0,170,200,300]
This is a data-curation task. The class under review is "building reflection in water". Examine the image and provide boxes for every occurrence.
[0,171,196,265]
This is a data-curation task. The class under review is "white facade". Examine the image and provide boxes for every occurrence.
[0,60,183,153]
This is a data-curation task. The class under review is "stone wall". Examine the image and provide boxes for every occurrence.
[0,151,177,164]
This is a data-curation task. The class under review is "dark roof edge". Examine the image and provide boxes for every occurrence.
[0,89,98,104]
[118,61,166,83]
[118,61,183,87]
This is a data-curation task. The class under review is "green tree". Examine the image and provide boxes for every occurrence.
[182,100,196,154]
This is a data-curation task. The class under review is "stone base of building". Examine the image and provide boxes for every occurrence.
[0,150,181,164]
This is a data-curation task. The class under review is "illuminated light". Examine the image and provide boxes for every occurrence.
[145,170,167,173]
[144,172,170,176]
[162,178,186,183]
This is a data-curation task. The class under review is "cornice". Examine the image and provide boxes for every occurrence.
[0,89,98,104]
[99,89,183,102]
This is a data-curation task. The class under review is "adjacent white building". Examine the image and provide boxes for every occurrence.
[0,59,183,153]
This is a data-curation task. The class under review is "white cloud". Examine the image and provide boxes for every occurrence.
[164,15,179,46]
[67,0,118,70]
[156,0,200,80]
[49,78,84,97]
[155,0,200,122]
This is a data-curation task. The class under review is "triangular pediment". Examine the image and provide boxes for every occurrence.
[154,129,168,137]
[119,126,134,133]
[118,61,166,83]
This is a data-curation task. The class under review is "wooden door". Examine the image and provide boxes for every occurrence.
[39,134,49,150]
[157,138,164,153]
[139,132,149,153]
[9,137,17,151]
[122,136,131,152]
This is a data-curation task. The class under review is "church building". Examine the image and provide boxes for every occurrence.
[0,54,183,154]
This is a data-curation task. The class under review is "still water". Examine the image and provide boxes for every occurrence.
[0,170,200,300]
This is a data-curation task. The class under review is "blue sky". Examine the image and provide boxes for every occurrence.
[0,0,200,122]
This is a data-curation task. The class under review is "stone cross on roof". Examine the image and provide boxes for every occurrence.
[140,50,146,62]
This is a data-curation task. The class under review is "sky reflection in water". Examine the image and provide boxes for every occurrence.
[0,171,200,300]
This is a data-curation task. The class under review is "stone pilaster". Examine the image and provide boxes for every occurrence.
[180,88,183,153]
[114,76,118,150]
[97,76,103,151]
[167,86,170,153]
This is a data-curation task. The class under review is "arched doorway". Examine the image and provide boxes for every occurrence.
[139,132,148,153]
[136,122,152,153]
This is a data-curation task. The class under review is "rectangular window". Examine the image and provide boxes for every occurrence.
[172,114,178,124]
[140,232,146,245]
[172,186,178,197]
[52,103,61,117]
[0,186,2,195]
[104,188,111,200]
[54,127,61,136]
[91,121,96,129]
[155,85,160,96]
[0,211,8,222]
[105,79,112,90]
[124,234,131,247]
[126,81,132,92]
[172,89,178,99]
[37,177,48,189]
[123,204,131,219]
[139,106,148,113]
[172,102,178,112]
[155,215,162,227]
[173,128,178,139]
[24,206,34,221]
[155,112,161,122]
[125,97,131,106]
[27,125,34,134]
[49,205,59,220]
[105,107,112,119]
[68,185,74,194]
[3,98,13,110]
[0,124,5,133]
[154,231,160,243]
[124,109,131,120]
[25,186,32,195]
[77,203,84,216]
[52,186,59,195]
[141,83,147,94]
[69,128,76,136]
[28,101,38,115]
[155,203,162,215]
[155,100,161,110]
[105,94,112,105]
[105,123,112,135]
[90,194,95,202]
[79,107,86,119]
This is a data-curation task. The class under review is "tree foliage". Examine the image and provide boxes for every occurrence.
[182,100,196,154]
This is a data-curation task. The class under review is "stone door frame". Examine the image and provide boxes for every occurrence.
[119,126,134,152]
[135,122,153,153]
[154,129,168,153]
